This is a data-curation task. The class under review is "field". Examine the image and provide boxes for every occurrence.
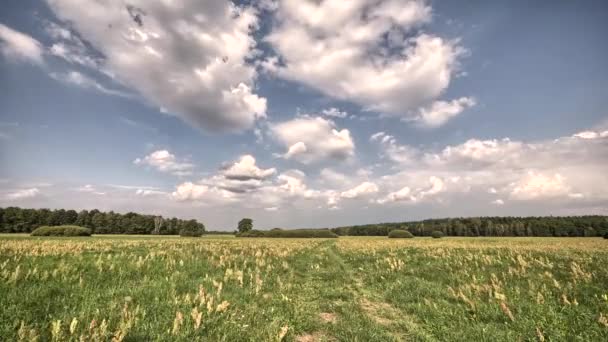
[1,235,607,341]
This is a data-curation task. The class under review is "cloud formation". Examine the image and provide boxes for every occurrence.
[46,0,267,132]
[0,24,43,64]
[134,150,194,176]
[270,116,355,164]
[265,0,464,123]
[6,188,41,200]
[413,97,476,127]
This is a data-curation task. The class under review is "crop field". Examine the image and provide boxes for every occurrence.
[1,235,607,341]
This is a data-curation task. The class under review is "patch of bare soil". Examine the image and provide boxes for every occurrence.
[296,332,328,342]
[319,312,337,324]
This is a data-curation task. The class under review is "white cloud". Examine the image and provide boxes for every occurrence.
[220,155,276,181]
[370,131,418,164]
[50,71,132,98]
[413,97,476,127]
[377,186,414,204]
[135,189,168,197]
[134,150,194,176]
[492,199,504,205]
[0,24,43,64]
[171,182,236,203]
[265,0,463,120]
[322,107,348,118]
[340,181,379,199]
[6,188,41,200]
[283,142,308,159]
[378,176,445,204]
[510,172,570,200]
[270,116,355,164]
[572,130,608,139]
[46,0,266,132]
[44,21,101,68]
[75,184,105,195]
[372,128,608,206]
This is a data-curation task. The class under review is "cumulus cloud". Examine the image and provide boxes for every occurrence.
[46,0,267,132]
[373,128,608,206]
[370,131,418,164]
[492,199,505,205]
[377,176,445,204]
[6,188,41,200]
[510,172,570,200]
[0,24,43,64]
[221,155,276,181]
[134,150,194,176]
[340,182,379,199]
[413,97,476,127]
[265,0,463,120]
[171,182,236,203]
[270,116,355,164]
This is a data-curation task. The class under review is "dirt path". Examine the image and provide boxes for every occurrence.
[322,242,436,342]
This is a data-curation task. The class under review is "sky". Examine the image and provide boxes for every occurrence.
[0,0,607,230]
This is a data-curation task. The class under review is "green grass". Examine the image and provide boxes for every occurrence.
[0,236,606,341]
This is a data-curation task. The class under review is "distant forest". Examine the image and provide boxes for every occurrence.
[331,216,608,237]
[1,207,607,237]
[0,207,204,235]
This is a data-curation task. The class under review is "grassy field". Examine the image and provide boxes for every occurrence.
[1,235,607,341]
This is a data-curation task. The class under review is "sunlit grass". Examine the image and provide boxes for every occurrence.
[1,236,606,340]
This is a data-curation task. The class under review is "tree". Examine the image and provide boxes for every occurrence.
[179,219,204,237]
[238,218,253,233]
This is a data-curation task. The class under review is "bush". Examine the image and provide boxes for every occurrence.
[237,229,338,238]
[31,225,92,237]
[388,230,414,238]
[604,233,608,239]
[236,229,267,238]
[431,230,445,239]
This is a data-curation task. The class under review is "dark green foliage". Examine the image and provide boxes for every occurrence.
[604,233,608,239]
[331,216,608,237]
[237,228,338,238]
[0,207,204,235]
[30,225,92,236]
[237,218,253,233]
[204,230,235,235]
[236,229,267,237]
[431,230,444,238]
[388,230,414,238]
[179,219,205,237]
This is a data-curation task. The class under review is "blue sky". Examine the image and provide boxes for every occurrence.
[1,0,607,229]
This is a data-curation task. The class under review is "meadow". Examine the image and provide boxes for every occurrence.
[1,235,607,341]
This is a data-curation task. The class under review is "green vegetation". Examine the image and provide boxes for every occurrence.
[30,225,92,237]
[237,228,338,238]
[237,218,253,233]
[431,230,444,238]
[0,207,205,235]
[178,220,204,237]
[0,236,606,341]
[388,230,414,238]
[332,215,608,237]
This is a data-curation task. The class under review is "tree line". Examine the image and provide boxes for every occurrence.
[0,207,205,235]
[331,216,608,237]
